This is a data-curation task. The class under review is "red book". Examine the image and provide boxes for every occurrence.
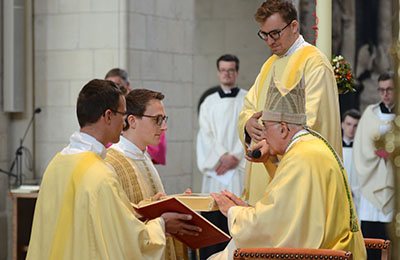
[132,197,231,249]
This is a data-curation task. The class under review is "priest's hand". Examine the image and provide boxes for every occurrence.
[215,154,239,175]
[210,192,237,217]
[245,140,270,163]
[245,111,264,143]
[151,192,166,201]
[161,213,202,236]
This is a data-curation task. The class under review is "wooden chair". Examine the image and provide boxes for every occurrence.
[233,248,352,260]
[364,238,391,260]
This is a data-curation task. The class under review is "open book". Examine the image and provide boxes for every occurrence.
[132,197,230,249]
[166,193,218,212]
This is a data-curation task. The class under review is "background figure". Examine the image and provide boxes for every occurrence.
[341,109,361,217]
[105,68,167,165]
[105,89,187,260]
[238,0,341,205]
[105,68,131,95]
[353,72,395,260]
[196,54,247,260]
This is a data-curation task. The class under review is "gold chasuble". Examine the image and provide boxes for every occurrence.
[228,134,366,260]
[27,152,166,260]
[105,148,188,260]
[239,45,342,204]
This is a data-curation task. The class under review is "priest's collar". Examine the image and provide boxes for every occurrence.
[61,131,107,159]
[218,86,239,98]
[379,102,395,114]
[111,135,146,161]
[282,35,310,57]
[285,129,309,153]
[342,139,353,148]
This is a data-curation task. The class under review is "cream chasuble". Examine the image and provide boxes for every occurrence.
[27,151,166,260]
[210,134,365,260]
[238,43,342,204]
[106,137,188,260]
[353,103,395,215]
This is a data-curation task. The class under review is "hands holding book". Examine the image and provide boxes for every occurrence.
[211,190,249,217]
[161,213,202,236]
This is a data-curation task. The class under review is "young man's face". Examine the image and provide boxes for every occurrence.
[378,79,395,108]
[341,115,359,141]
[259,13,298,56]
[135,99,167,147]
[217,61,238,87]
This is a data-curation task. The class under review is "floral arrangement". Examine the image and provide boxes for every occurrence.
[331,55,355,94]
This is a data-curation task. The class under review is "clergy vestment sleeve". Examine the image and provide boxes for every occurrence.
[225,138,365,259]
[227,155,326,249]
[93,177,166,259]
[238,71,263,148]
[302,63,341,156]
[197,102,229,171]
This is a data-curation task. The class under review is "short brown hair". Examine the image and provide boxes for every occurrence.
[378,71,394,82]
[217,54,240,71]
[105,68,130,95]
[254,0,298,24]
[124,89,165,131]
[342,109,361,122]
[77,79,122,128]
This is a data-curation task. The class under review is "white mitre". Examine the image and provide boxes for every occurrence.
[261,71,306,125]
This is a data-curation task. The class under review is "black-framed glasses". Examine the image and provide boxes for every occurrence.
[377,87,394,94]
[257,20,293,41]
[109,109,127,116]
[141,114,168,126]
[218,68,237,74]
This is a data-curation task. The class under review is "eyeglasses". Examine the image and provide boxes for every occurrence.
[141,114,168,126]
[219,68,237,74]
[377,87,394,94]
[262,122,279,132]
[257,20,293,41]
[109,109,127,116]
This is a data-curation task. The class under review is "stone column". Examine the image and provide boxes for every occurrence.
[315,0,332,58]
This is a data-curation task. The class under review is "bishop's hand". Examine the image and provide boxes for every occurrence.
[245,140,270,163]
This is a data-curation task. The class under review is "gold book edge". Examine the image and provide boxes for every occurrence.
[166,193,219,212]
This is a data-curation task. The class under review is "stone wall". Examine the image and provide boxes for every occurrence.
[34,0,129,176]
[126,0,196,193]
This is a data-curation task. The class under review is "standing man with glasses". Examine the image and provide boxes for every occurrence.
[353,72,395,260]
[238,0,341,205]
[105,89,190,260]
[196,54,247,260]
